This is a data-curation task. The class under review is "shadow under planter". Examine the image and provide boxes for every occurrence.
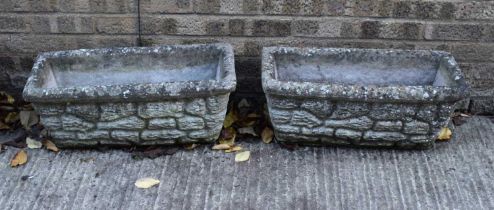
[23,44,236,147]
[262,47,470,149]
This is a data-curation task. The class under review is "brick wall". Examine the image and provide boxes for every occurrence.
[1,0,493,113]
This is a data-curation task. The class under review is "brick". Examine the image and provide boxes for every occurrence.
[89,0,131,13]
[281,0,301,15]
[360,20,380,39]
[30,16,52,33]
[0,57,16,71]
[205,21,228,36]
[141,0,191,13]
[261,0,281,14]
[243,0,260,14]
[194,0,220,13]
[96,17,136,34]
[229,19,245,36]
[253,20,291,37]
[470,97,494,114]
[350,0,380,17]
[455,1,494,20]
[141,17,177,35]
[413,1,437,19]
[439,2,455,19]
[392,1,411,18]
[450,43,494,62]
[293,20,319,36]
[0,16,29,32]
[59,0,91,12]
[31,0,58,12]
[300,0,324,16]
[219,0,243,14]
[56,16,94,34]
[425,24,483,41]
[326,0,346,16]
[376,0,393,17]
[459,63,494,89]
[379,22,423,40]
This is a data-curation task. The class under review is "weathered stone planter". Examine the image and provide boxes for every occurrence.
[23,44,236,147]
[262,47,469,149]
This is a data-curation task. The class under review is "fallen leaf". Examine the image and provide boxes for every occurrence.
[19,111,38,129]
[235,151,250,162]
[219,127,236,146]
[247,113,261,118]
[437,127,452,141]
[223,110,238,128]
[26,137,42,149]
[10,149,28,167]
[261,127,274,144]
[0,91,15,104]
[212,144,231,150]
[135,177,160,189]
[225,145,242,153]
[4,112,19,123]
[0,121,10,130]
[184,143,198,150]
[237,98,250,109]
[238,127,257,136]
[42,140,59,152]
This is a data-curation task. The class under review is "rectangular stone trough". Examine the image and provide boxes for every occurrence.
[262,47,470,149]
[23,44,236,147]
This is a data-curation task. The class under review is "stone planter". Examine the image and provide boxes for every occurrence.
[262,47,469,149]
[23,44,236,147]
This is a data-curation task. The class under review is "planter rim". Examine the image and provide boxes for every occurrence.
[262,46,470,103]
[23,43,236,103]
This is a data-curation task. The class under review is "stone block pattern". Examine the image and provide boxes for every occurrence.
[1,0,494,113]
[33,94,229,147]
[267,95,455,149]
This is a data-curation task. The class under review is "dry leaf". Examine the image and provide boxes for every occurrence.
[184,143,198,150]
[10,149,28,167]
[135,177,160,189]
[42,140,59,152]
[26,137,42,149]
[223,110,238,128]
[238,127,257,136]
[225,145,242,153]
[261,127,274,144]
[19,111,38,129]
[0,91,15,104]
[4,112,19,123]
[212,144,231,150]
[0,121,10,130]
[235,151,250,162]
[219,127,236,146]
[437,127,452,141]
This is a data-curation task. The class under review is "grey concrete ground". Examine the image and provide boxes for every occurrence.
[0,116,493,210]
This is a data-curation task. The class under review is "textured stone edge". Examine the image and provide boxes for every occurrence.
[23,43,236,103]
[261,46,470,103]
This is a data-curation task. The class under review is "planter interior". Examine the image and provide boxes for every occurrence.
[23,44,236,147]
[263,47,470,149]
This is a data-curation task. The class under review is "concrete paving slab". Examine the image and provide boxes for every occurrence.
[0,116,493,210]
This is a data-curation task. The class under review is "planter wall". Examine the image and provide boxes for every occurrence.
[23,44,236,147]
[262,47,470,149]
